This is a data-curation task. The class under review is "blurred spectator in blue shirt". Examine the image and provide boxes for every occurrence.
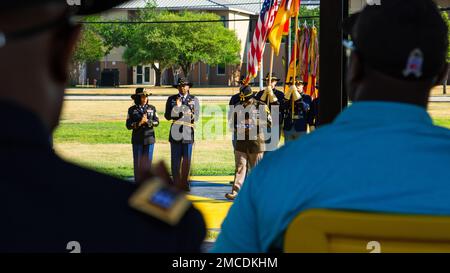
[212,0,450,253]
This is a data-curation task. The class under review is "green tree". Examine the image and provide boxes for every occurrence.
[298,6,320,30]
[164,11,241,79]
[93,2,241,86]
[122,5,176,86]
[441,11,450,63]
[71,26,106,85]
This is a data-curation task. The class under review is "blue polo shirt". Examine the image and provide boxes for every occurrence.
[212,101,450,253]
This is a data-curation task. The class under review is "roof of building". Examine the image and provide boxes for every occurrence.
[116,0,320,16]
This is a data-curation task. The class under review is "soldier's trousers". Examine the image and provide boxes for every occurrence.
[170,142,193,187]
[132,144,155,183]
[233,150,264,190]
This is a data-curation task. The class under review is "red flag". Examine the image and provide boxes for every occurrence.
[246,0,279,80]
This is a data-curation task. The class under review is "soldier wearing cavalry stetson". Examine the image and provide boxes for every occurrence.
[165,78,200,192]
[255,73,285,152]
[283,78,312,142]
[226,85,272,200]
[126,88,159,182]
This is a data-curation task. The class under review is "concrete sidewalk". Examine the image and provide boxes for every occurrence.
[429,96,450,102]
[65,95,450,102]
[65,95,230,101]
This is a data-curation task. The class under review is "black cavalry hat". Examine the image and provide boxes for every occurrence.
[131,88,151,99]
[173,77,193,88]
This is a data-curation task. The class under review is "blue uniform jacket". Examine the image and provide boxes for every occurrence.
[283,94,312,132]
[164,94,200,144]
[126,104,159,145]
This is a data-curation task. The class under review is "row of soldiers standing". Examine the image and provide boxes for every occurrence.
[126,75,317,196]
[226,73,318,200]
[126,78,199,192]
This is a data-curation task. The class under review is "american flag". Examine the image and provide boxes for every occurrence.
[246,0,279,82]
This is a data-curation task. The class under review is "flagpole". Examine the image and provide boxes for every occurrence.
[288,18,292,69]
[292,8,299,119]
[259,0,264,91]
[268,47,275,104]
[293,15,299,84]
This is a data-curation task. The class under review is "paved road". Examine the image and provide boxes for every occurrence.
[65,95,450,102]
[65,95,230,101]
[429,96,450,102]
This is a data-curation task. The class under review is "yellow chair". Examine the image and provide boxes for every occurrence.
[284,209,450,253]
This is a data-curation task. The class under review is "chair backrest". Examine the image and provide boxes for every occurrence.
[284,209,450,253]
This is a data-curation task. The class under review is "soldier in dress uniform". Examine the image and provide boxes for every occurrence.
[308,84,320,131]
[229,76,248,149]
[255,73,285,152]
[226,85,272,200]
[228,76,248,185]
[126,88,159,182]
[164,78,200,192]
[283,78,312,142]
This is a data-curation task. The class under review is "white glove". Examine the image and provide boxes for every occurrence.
[292,86,301,101]
[266,86,278,103]
[260,86,271,101]
[285,85,297,100]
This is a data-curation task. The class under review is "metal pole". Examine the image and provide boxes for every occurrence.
[259,0,264,90]
[319,0,346,125]
[342,0,349,109]
[288,19,292,67]
[444,67,448,94]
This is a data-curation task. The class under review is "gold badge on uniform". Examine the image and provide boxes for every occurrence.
[129,178,191,226]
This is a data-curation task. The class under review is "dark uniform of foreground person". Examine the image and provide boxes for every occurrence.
[126,88,159,182]
[308,86,320,131]
[0,0,205,252]
[165,78,200,192]
[226,85,272,200]
[213,0,450,252]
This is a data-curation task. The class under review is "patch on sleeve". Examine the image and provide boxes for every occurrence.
[129,178,191,225]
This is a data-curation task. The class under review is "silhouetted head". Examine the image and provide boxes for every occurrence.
[0,1,128,132]
[345,0,448,108]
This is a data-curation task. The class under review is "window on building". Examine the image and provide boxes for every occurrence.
[217,63,226,76]
[136,65,143,84]
[144,67,150,83]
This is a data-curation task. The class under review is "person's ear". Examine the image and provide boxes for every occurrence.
[48,24,82,84]
[434,63,449,86]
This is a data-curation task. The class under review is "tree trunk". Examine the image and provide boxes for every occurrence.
[69,61,81,86]
[181,63,191,80]
[444,67,449,95]
[151,63,161,86]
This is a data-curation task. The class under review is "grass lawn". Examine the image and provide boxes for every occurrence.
[434,118,450,128]
[54,100,450,179]
[54,100,235,179]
